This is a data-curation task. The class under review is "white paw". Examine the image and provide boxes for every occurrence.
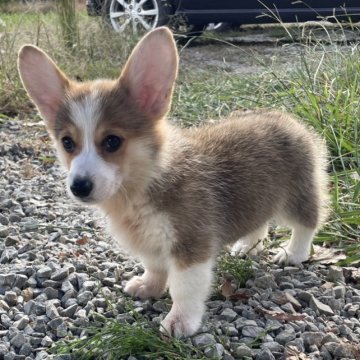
[231,241,264,256]
[273,247,308,265]
[124,276,163,299]
[160,308,201,338]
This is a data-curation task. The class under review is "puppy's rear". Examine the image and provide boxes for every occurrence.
[148,110,328,267]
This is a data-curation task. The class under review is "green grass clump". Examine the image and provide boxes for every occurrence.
[217,253,254,287]
[53,317,208,360]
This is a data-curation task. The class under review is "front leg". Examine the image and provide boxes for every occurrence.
[161,258,213,338]
[124,264,168,299]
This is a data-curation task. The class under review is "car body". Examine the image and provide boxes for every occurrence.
[176,0,360,26]
[86,0,360,34]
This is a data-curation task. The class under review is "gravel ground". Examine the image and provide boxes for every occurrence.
[0,118,360,360]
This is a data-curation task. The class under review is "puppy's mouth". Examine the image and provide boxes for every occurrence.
[73,196,96,204]
[67,186,114,205]
[68,190,96,204]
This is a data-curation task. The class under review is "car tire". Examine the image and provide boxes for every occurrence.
[167,16,206,40]
[103,0,173,34]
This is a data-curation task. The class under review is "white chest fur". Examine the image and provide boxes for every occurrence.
[103,196,176,262]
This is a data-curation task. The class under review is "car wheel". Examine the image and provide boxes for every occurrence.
[104,0,173,35]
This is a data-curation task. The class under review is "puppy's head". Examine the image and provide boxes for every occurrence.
[18,27,178,204]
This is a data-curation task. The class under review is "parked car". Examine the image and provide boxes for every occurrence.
[86,0,360,35]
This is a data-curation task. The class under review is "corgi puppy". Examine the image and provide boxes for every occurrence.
[18,27,328,338]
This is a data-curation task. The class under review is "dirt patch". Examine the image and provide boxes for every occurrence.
[179,25,360,75]
[179,42,303,75]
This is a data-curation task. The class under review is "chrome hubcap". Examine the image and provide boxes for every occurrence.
[109,0,159,34]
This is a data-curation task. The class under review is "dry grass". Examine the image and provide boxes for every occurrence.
[0,4,138,116]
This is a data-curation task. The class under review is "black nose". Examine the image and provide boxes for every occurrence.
[70,178,93,198]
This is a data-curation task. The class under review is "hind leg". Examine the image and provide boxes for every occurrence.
[273,222,316,265]
[231,224,268,256]
[274,184,323,265]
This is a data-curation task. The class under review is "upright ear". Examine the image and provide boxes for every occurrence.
[120,27,178,120]
[18,45,69,128]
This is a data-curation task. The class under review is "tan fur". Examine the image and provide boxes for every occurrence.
[18,32,329,266]
[145,112,329,267]
[18,27,329,337]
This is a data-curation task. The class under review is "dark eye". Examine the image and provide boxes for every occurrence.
[61,136,75,153]
[102,135,123,153]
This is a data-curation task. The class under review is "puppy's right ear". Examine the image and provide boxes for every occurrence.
[18,45,69,128]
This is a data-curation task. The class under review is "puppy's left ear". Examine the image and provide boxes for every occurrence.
[120,27,178,120]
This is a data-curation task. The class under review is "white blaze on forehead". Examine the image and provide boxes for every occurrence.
[69,88,102,151]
